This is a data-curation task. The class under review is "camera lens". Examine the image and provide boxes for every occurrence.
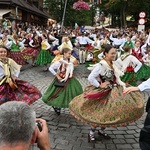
[36,122,42,132]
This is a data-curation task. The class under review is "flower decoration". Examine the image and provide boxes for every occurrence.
[73,0,90,11]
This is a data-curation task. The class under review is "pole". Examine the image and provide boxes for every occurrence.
[60,0,68,33]
[16,6,18,19]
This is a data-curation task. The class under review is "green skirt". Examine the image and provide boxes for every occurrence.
[136,64,150,81]
[121,72,136,86]
[36,49,52,65]
[42,77,83,108]
[121,64,150,86]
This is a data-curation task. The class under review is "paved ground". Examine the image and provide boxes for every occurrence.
[20,64,150,150]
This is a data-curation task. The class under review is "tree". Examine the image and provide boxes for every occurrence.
[104,0,150,28]
[44,0,95,27]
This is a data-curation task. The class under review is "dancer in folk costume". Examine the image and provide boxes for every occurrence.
[51,37,79,66]
[69,44,144,143]
[115,46,150,86]
[36,34,52,71]
[141,33,150,58]
[76,32,93,64]
[22,34,41,66]
[142,48,150,66]
[42,48,83,115]
[6,35,26,65]
[0,46,41,105]
[132,40,143,61]
[120,36,134,52]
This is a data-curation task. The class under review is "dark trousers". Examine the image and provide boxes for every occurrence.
[139,96,150,150]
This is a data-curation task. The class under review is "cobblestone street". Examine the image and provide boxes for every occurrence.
[20,64,150,150]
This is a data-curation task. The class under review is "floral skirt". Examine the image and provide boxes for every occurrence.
[42,77,83,108]
[69,85,144,128]
[21,47,40,60]
[0,79,42,105]
[36,49,52,65]
[8,51,25,65]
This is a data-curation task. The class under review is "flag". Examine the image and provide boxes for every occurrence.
[75,23,78,29]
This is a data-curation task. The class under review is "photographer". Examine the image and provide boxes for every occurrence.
[0,101,51,150]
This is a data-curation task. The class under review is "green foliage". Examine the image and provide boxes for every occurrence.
[44,0,150,27]
[44,0,94,26]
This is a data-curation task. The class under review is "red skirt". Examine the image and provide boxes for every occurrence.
[8,51,25,65]
[0,79,42,105]
[22,47,40,60]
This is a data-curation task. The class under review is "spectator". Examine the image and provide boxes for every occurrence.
[123,78,150,150]
[0,101,51,150]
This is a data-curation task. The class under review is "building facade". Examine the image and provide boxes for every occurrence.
[0,0,50,26]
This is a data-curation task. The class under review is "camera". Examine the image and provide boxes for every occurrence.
[36,121,42,132]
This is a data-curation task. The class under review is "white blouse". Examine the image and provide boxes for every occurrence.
[138,78,150,91]
[49,58,74,76]
[88,62,112,88]
[0,60,20,80]
[115,55,142,73]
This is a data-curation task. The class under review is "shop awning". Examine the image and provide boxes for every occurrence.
[0,9,11,19]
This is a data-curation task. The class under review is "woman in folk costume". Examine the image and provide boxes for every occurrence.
[21,34,41,66]
[132,40,143,61]
[100,35,110,47]
[115,45,150,86]
[6,35,26,65]
[36,34,52,71]
[0,46,41,105]
[69,44,144,143]
[51,37,79,66]
[42,48,83,115]
[85,35,102,67]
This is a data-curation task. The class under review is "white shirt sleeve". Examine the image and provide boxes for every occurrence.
[88,64,101,87]
[138,78,150,91]
[86,37,94,44]
[5,40,12,49]
[13,70,20,77]
[45,41,51,50]
[67,40,73,50]
[98,52,104,59]
[0,65,4,80]
[19,41,24,49]
[141,43,147,57]
[49,61,61,75]
[110,34,115,42]
[119,42,125,51]
[29,40,34,47]
[131,56,142,72]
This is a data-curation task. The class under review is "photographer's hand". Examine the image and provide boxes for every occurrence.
[36,118,51,150]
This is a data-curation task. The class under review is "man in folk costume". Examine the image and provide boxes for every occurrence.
[76,32,93,64]
[110,33,124,59]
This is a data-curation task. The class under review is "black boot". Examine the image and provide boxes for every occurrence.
[98,129,111,139]
[52,106,61,115]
